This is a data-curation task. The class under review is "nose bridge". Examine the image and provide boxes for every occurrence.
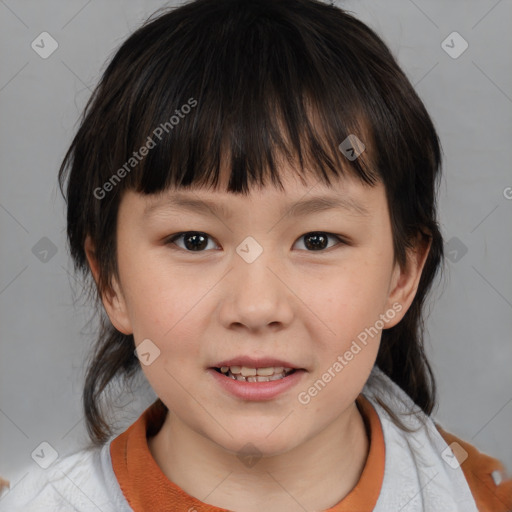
[220,235,293,330]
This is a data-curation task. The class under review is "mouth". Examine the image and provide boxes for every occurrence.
[212,365,297,382]
[208,365,306,401]
[207,357,306,400]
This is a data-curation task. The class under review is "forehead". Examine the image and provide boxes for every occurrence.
[139,167,381,221]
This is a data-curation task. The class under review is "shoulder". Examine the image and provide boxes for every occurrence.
[435,422,512,512]
[0,443,131,512]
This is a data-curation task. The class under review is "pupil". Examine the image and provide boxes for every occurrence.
[185,232,208,251]
[305,232,327,250]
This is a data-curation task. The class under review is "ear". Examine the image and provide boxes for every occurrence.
[84,235,133,335]
[383,233,432,329]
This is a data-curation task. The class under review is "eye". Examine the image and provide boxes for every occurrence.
[166,231,220,252]
[293,232,347,251]
[165,231,347,252]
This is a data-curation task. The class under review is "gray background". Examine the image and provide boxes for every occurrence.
[1,0,511,493]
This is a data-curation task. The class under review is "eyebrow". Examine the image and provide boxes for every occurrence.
[143,193,370,219]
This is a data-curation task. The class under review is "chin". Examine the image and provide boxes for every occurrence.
[209,426,304,460]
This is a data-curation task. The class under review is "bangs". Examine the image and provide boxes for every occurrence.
[82,0,381,200]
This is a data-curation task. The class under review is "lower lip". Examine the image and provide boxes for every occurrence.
[207,368,306,401]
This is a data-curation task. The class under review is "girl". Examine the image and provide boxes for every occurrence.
[1,0,510,510]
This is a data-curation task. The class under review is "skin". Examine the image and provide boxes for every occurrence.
[85,166,430,512]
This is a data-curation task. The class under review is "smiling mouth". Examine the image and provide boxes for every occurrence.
[213,366,296,382]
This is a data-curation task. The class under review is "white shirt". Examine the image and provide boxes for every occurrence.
[0,366,479,511]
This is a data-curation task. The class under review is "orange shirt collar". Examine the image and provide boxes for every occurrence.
[110,394,385,511]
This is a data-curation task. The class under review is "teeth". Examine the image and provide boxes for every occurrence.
[257,366,284,376]
[220,365,291,375]
[240,367,257,377]
[218,365,296,382]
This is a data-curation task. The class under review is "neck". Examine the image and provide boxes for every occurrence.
[149,400,370,512]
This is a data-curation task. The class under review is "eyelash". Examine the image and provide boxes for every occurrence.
[164,231,349,253]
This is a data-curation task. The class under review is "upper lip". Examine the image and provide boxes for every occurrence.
[211,356,303,369]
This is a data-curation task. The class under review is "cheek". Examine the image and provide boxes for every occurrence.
[118,249,206,339]
[313,256,392,327]
[301,254,393,386]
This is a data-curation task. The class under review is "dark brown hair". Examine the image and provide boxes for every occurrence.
[58,0,444,446]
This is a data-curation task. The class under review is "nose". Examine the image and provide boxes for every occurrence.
[218,245,294,333]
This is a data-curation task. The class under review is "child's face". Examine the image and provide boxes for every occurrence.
[92,165,425,456]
